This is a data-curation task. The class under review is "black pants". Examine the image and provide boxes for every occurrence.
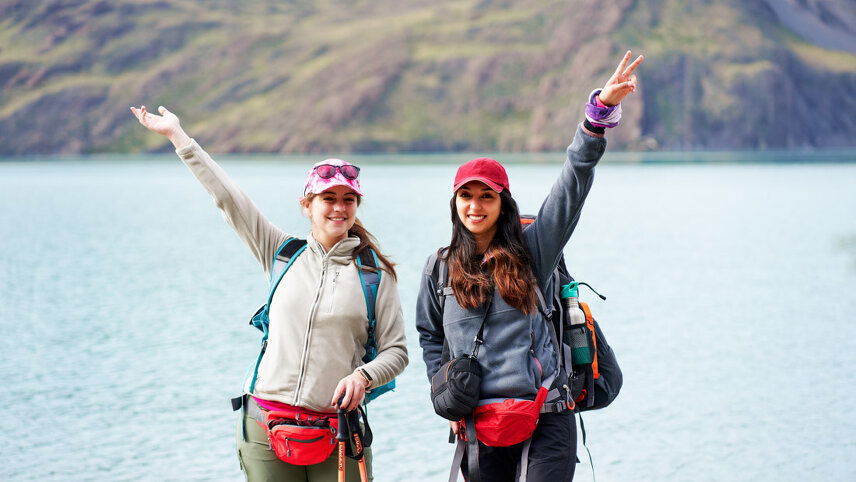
[461,411,577,482]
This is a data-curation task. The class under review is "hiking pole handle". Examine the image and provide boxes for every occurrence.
[336,395,349,442]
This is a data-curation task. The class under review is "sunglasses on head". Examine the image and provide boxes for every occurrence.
[314,164,360,180]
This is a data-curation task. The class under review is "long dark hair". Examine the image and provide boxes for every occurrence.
[446,190,536,313]
[304,193,397,280]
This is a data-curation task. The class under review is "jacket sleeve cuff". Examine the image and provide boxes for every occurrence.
[175,138,197,158]
[581,121,606,139]
[585,88,621,128]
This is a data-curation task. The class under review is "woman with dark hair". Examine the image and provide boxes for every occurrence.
[130,105,408,481]
[415,51,643,481]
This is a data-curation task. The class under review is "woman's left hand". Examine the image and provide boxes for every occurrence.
[331,372,369,412]
[598,50,644,107]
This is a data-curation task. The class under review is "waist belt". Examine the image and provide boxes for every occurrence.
[246,396,268,425]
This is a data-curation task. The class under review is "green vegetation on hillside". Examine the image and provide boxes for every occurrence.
[0,0,853,154]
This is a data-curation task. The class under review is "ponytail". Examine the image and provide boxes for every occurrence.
[349,218,397,280]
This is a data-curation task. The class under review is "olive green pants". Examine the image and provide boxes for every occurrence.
[236,409,373,482]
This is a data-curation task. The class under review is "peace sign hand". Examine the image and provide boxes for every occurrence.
[598,51,644,107]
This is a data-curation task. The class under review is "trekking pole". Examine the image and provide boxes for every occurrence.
[337,397,348,482]
[349,413,369,482]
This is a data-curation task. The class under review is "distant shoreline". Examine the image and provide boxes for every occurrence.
[1,149,855,165]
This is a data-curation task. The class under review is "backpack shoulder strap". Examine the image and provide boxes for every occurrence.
[355,248,398,402]
[247,237,308,394]
[268,237,308,302]
[251,238,308,333]
[534,283,551,320]
[426,248,453,364]
[355,248,382,337]
[424,249,441,278]
[426,247,452,309]
[540,265,580,414]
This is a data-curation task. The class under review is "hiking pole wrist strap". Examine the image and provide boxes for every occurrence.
[449,415,480,482]
[466,415,480,482]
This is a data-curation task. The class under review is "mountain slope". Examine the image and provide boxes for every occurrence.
[0,0,853,154]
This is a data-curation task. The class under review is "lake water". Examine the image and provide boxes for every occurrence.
[1,151,855,481]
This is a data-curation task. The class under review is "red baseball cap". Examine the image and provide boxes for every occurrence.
[453,157,510,193]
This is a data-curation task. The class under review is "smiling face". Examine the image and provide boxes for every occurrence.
[455,181,501,251]
[301,185,359,251]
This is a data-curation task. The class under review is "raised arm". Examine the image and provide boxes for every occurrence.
[131,105,287,275]
[524,51,643,287]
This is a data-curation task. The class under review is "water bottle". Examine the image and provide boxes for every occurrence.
[561,282,594,367]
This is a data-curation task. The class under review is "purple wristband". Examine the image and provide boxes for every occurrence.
[585,89,621,128]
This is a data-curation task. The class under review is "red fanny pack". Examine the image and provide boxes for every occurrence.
[473,386,548,447]
[254,402,338,465]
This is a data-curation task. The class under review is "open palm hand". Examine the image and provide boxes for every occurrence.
[130,105,191,148]
[130,105,180,137]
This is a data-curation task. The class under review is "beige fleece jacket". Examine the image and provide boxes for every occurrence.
[176,140,408,412]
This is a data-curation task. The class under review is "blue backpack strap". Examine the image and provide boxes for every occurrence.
[248,237,308,394]
[269,238,310,301]
[355,249,381,359]
[355,248,395,402]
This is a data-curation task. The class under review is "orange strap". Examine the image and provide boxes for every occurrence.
[579,301,599,379]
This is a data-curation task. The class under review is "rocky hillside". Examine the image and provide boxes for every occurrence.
[0,0,853,154]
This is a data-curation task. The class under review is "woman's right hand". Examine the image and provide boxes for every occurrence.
[450,420,461,439]
[130,105,191,149]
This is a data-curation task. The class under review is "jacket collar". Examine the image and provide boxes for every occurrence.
[307,233,360,265]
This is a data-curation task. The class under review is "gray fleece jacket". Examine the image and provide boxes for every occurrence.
[415,124,605,401]
[176,140,408,412]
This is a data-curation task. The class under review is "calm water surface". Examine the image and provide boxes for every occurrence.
[1,152,855,481]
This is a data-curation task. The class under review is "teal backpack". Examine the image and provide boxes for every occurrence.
[245,237,395,403]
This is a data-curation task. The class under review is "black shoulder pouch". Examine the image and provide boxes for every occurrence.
[431,354,483,420]
[430,298,492,421]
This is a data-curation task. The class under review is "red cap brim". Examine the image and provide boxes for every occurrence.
[453,176,505,193]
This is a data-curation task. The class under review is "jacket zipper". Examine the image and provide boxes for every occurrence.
[329,267,340,312]
[293,258,328,404]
